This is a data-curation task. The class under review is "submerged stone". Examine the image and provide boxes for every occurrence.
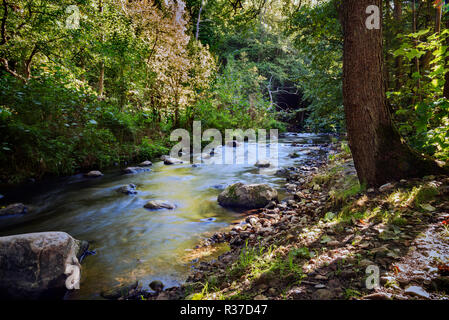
[117,184,137,195]
[0,203,27,216]
[144,200,176,210]
[123,167,151,174]
[101,281,139,300]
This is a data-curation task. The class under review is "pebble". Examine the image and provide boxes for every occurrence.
[363,292,392,300]
[359,259,375,267]
[379,182,394,192]
[312,289,334,300]
[404,285,430,299]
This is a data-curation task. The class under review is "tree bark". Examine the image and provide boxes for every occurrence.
[436,3,442,33]
[195,0,204,41]
[342,0,446,187]
[98,0,105,98]
[444,15,449,98]
[412,0,421,101]
[393,0,403,89]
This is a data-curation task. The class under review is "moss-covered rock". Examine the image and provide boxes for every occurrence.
[217,183,278,209]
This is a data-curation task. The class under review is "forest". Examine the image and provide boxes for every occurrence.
[0,0,448,304]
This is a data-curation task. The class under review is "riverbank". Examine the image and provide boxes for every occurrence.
[0,136,171,190]
[121,142,449,300]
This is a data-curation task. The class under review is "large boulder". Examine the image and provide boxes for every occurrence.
[217,183,278,209]
[0,203,27,216]
[0,232,88,299]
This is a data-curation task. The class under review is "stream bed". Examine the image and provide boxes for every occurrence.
[0,133,330,299]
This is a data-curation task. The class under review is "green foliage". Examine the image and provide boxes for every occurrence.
[137,138,170,162]
[344,288,361,300]
[389,29,449,162]
[229,240,262,277]
[0,0,284,184]
[286,0,344,132]
[0,73,168,183]
[193,55,285,133]
[290,247,315,259]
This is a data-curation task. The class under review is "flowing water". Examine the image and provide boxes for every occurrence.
[0,133,330,299]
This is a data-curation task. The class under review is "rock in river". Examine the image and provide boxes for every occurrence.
[123,166,151,174]
[288,152,300,158]
[149,280,164,292]
[225,141,241,148]
[138,160,152,167]
[0,203,27,216]
[217,183,278,209]
[144,200,176,210]
[85,170,103,177]
[0,232,88,299]
[255,160,270,168]
[117,184,137,195]
[163,157,183,165]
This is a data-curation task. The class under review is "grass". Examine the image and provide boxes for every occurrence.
[344,288,361,299]
[184,146,447,301]
[187,282,210,300]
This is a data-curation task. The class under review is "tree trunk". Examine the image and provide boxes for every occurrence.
[412,0,421,101]
[98,61,104,97]
[393,0,403,89]
[98,0,105,98]
[342,0,446,187]
[195,0,204,41]
[436,3,442,33]
[444,16,449,98]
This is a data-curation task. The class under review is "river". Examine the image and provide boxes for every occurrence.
[0,133,330,299]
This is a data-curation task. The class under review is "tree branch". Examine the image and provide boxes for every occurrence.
[1,0,8,45]
[24,43,38,79]
[0,57,27,82]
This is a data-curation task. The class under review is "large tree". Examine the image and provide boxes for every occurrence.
[341,0,446,187]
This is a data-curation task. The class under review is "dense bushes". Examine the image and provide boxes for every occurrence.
[0,72,169,183]
[192,55,285,133]
[0,0,286,184]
